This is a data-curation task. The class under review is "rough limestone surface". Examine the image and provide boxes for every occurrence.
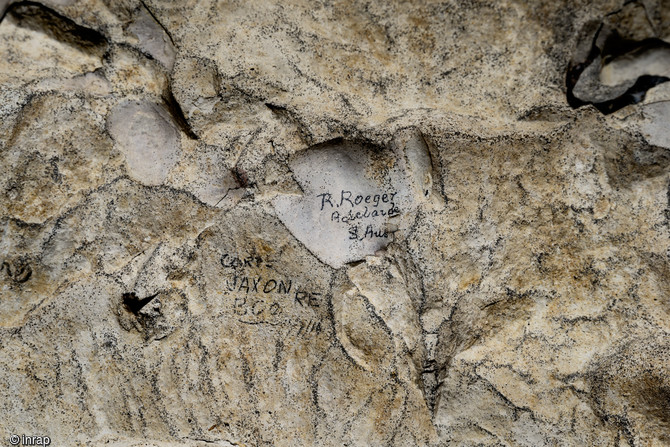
[1,1,670,446]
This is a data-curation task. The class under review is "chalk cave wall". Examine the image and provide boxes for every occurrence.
[1,0,670,446]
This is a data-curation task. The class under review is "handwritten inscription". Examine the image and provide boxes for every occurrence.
[316,189,399,241]
[220,253,267,268]
[226,275,321,316]
[288,319,322,337]
[220,253,323,333]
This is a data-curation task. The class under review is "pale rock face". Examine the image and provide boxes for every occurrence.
[127,7,176,70]
[108,100,180,186]
[273,131,434,268]
[1,1,670,446]
[641,101,670,148]
[274,142,397,267]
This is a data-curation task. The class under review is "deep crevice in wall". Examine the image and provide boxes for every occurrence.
[567,2,670,114]
[2,1,108,54]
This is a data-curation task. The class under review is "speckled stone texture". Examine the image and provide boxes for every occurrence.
[1,1,669,446]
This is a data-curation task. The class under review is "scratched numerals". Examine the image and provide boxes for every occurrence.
[317,189,399,241]
[289,319,322,336]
